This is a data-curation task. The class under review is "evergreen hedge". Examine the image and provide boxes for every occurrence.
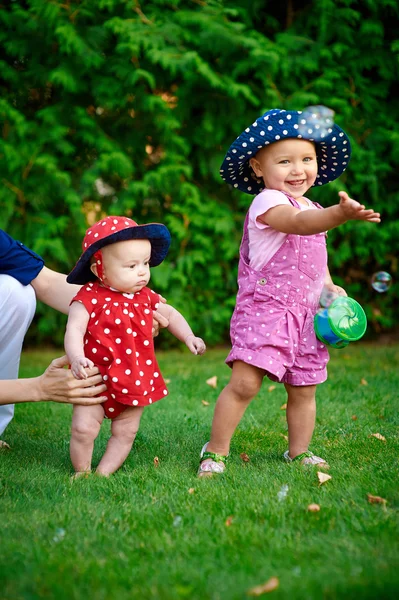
[1,0,398,347]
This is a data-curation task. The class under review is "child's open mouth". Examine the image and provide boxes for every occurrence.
[287,180,305,187]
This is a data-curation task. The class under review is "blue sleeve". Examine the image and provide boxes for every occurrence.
[0,230,44,285]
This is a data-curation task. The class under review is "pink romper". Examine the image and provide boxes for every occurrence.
[226,194,330,386]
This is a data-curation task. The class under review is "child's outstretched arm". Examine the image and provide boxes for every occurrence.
[64,302,94,379]
[155,303,206,355]
[262,190,380,235]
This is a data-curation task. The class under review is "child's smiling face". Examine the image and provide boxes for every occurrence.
[249,138,318,199]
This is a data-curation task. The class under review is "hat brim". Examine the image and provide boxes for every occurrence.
[220,109,351,195]
[67,223,171,284]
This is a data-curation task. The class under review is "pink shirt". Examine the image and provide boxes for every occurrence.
[248,189,318,271]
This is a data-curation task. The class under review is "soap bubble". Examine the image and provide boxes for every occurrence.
[298,105,335,141]
[53,528,66,543]
[371,271,392,293]
[173,516,182,527]
[277,484,289,502]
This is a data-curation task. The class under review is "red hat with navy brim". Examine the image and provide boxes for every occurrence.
[220,108,351,195]
[67,216,171,284]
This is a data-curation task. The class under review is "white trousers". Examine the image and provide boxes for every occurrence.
[0,275,36,436]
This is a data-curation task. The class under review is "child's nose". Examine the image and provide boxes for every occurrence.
[291,162,304,174]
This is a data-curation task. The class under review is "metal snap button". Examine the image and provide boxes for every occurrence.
[258,278,267,285]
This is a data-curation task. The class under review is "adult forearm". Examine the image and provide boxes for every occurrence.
[0,357,107,406]
[0,378,41,405]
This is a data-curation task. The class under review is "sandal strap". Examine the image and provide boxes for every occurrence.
[291,451,314,462]
[200,451,228,465]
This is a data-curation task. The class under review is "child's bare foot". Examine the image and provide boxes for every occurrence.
[94,470,110,478]
[70,470,91,480]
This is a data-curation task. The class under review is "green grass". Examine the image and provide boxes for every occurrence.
[1,344,398,600]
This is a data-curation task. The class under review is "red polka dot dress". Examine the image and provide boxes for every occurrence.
[72,282,168,418]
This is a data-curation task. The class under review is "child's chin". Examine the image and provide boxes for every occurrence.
[128,283,147,293]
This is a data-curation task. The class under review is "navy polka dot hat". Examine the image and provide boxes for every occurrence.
[220,108,351,195]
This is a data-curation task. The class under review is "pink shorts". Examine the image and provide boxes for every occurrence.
[226,299,329,386]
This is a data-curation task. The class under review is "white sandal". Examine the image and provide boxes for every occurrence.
[198,442,228,477]
[284,450,329,468]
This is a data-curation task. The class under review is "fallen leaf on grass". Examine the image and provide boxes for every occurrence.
[247,576,279,596]
[279,433,288,441]
[201,400,210,406]
[268,385,276,392]
[351,415,358,420]
[360,378,368,386]
[280,403,287,410]
[367,493,387,506]
[307,503,321,512]
[317,472,332,485]
[225,516,233,526]
[206,376,217,388]
[370,433,386,442]
[188,488,195,494]
[0,440,11,449]
[240,453,250,462]
[153,456,159,467]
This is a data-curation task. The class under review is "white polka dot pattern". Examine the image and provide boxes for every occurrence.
[73,282,169,418]
[220,108,351,195]
[225,199,330,386]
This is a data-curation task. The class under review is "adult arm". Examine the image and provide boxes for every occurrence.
[31,266,81,315]
[0,356,107,406]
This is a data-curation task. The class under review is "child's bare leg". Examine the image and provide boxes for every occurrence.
[96,406,144,476]
[207,361,264,456]
[70,404,104,474]
[284,383,316,458]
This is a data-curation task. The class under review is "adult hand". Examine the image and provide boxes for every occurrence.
[152,294,169,337]
[37,356,107,404]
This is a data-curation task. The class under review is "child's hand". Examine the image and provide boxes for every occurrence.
[71,356,95,380]
[324,281,347,298]
[338,191,381,223]
[185,334,206,355]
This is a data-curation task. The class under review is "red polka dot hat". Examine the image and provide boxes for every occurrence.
[67,216,171,284]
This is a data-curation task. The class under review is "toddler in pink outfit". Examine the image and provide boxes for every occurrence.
[198,108,380,476]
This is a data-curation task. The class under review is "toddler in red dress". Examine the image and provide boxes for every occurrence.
[65,216,205,477]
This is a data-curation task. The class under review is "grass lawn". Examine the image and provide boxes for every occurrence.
[1,343,398,600]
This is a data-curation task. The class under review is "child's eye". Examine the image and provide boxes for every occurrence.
[144,261,150,266]
[279,159,289,164]
[303,157,313,162]
[129,265,136,269]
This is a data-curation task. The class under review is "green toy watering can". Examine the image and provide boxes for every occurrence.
[314,297,367,349]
